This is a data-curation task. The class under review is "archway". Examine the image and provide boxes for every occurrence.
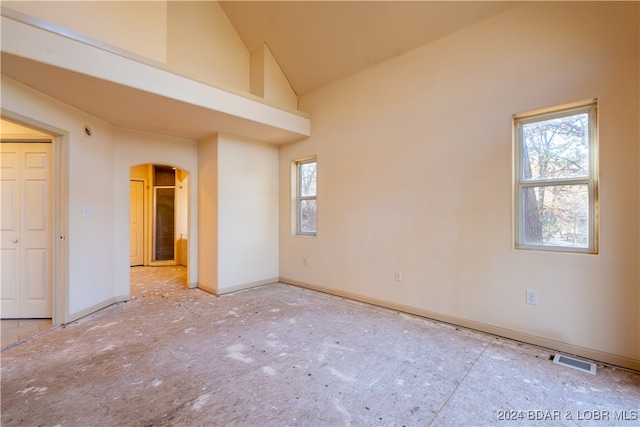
[129,164,190,286]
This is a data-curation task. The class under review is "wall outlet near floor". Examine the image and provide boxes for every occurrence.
[395,271,402,281]
[526,289,538,305]
[303,256,310,266]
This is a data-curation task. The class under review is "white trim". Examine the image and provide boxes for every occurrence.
[513,100,598,253]
[0,109,70,326]
[295,157,317,236]
[198,277,279,296]
[67,295,129,324]
[280,277,640,372]
[513,98,598,121]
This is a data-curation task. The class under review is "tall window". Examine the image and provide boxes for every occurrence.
[514,101,598,253]
[297,158,317,235]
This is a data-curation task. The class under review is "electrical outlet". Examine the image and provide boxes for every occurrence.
[526,289,538,305]
[395,271,402,281]
[303,256,309,266]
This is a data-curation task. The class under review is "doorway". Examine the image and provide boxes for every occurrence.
[1,120,55,319]
[130,164,189,270]
[152,165,176,263]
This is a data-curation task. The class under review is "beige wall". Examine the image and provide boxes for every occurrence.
[115,129,199,294]
[3,1,251,93]
[280,2,640,368]
[1,76,201,321]
[1,1,285,324]
[167,1,250,91]
[217,134,279,291]
[251,43,298,110]
[2,76,117,319]
[197,135,219,293]
[198,134,280,294]
[3,1,168,63]
[4,0,637,369]
[2,1,301,115]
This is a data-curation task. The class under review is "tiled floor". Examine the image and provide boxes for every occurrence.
[1,266,639,426]
[1,318,53,349]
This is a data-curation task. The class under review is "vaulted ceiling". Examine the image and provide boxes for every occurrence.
[1,1,518,141]
[219,1,516,96]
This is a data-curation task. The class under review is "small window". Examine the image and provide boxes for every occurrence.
[514,100,598,253]
[296,158,317,235]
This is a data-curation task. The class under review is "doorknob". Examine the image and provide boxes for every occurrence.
[12,239,18,243]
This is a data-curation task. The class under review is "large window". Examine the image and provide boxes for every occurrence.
[297,158,317,235]
[514,101,598,253]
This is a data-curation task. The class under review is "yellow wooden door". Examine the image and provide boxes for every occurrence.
[130,180,144,266]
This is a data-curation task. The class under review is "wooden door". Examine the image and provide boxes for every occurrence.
[1,143,53,318]
[130,180,144,266]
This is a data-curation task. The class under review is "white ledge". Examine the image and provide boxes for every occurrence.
[1,8,310,144]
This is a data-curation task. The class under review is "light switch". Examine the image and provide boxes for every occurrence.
[82,205,93,217]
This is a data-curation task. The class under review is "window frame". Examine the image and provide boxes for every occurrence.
[514,100,598,253]
[296,157,317,236]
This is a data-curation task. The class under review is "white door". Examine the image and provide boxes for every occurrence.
[130,180,144,266]
[1,143,53,318]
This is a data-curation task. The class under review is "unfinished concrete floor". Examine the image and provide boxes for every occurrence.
[2,266,639,426]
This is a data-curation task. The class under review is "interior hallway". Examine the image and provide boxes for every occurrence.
[1,266,638,426]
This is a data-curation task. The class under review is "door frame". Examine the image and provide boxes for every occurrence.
[151,185,177,265]
[129,179,145,267]
[2,110,69,326]
[129,164,190,271]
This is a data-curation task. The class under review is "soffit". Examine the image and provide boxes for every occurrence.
[1,53,307,143]
[219,1,516,96]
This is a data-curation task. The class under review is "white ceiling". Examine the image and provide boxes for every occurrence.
[219,1,516,95]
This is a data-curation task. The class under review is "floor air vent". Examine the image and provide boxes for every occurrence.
[552,354,597,375]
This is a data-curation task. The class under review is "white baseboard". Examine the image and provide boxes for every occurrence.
[66,294,129,324]
[197,277,279,296]
[279,277,640,372]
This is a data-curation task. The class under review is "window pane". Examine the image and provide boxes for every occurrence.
[300,199,316,233]
[523,113,589,181]
[300,162,317,197]
[522,184,589,248]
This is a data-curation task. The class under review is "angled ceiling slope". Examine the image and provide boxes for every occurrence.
[220,1,516,96]
[0,10,310,144]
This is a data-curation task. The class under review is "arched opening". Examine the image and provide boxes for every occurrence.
[129,164,189,288]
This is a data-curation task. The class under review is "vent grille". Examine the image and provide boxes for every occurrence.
[553,354,597,375]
